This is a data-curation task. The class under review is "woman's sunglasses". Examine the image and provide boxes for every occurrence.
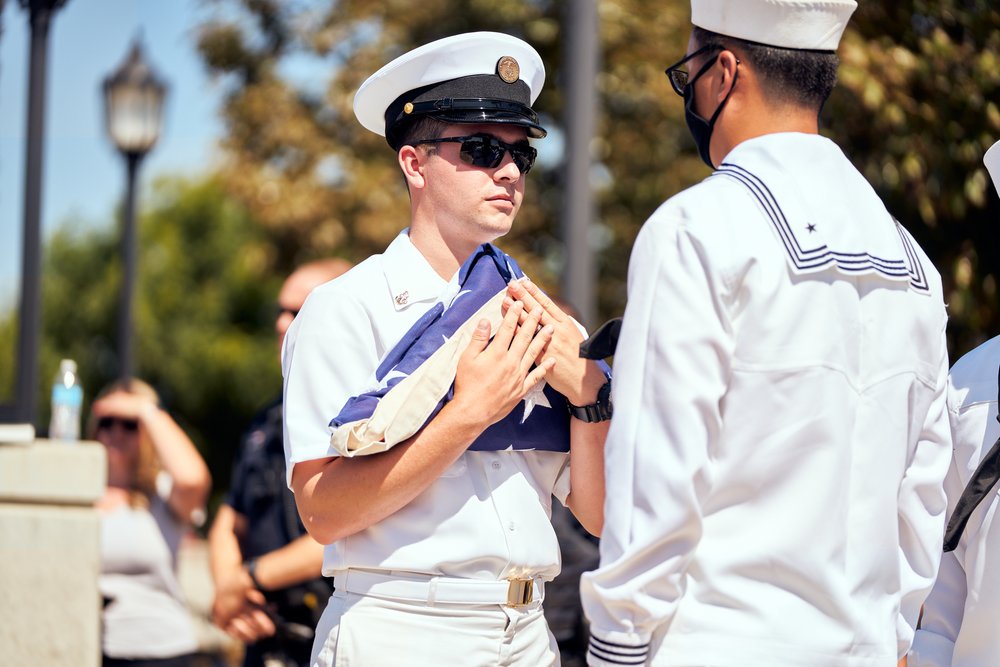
[97,416,139,432]
[414,133,537,174]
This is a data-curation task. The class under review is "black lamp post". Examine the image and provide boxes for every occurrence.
[7,0,69,427]
[102,39,166,381]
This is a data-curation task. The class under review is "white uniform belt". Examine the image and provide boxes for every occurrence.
[335,569,544,607]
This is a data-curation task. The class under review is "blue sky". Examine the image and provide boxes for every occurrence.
[1,0,223,310]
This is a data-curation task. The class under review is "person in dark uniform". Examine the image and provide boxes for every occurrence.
[208,259,351,667]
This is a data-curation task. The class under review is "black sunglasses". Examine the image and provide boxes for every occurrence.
[414,133,537,174]
[276,305,300,320]
[664,44,723,97]
[97,416,139,432]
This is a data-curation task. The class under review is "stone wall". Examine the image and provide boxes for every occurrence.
[0,440,106,667]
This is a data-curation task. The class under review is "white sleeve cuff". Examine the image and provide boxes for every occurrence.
[587,629,651,666]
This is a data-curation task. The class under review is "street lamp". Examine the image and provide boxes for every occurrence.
[102,39,166,381]
[5,0,70,429]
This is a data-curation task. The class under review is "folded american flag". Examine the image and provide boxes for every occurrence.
[328,243,575,457]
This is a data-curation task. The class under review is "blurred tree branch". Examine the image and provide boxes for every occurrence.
[196,0,999,355]
[826,1,1000,356]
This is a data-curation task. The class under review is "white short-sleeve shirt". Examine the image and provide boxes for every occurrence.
[282,231,571,580]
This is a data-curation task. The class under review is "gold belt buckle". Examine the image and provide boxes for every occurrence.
[506,578,533,607]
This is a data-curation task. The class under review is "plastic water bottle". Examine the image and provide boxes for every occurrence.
[49,359,83,442]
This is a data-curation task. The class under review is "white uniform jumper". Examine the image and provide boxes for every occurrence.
[911,335,1000,667]
[282,232,568,666]
[581,133,953,667]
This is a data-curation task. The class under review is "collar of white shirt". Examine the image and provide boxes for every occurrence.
[383,230,449,311]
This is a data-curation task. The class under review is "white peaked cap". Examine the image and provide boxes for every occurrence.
[692,0,858,51]
[354,31,546,147]
[985,140,1000,195]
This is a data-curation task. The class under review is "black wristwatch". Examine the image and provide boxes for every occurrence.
[567,379,612,422]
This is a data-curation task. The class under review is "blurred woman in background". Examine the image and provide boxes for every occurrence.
[92,378,211,667]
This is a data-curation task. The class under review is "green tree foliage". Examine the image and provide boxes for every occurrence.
[825,1,1000,356]
[196,0,699,322]
[0,176,280,497]
[197,0,999,356]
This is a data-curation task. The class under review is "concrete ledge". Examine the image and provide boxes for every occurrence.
[0,503,102,665]
[0,439,105,667]
[0,440,106,504]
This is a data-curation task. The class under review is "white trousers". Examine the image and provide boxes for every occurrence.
[311,588,560,667]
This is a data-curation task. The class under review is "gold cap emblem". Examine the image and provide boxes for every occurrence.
[394,290,409,306]
[497,56,520,84]
[403,102,414,114]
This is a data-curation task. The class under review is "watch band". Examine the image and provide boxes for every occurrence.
[567,379,613,423]
[245,558,263,590]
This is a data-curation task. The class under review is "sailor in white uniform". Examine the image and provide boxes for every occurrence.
[580,2,953,666]
[282,32,610,666]
[909,140,1000,667]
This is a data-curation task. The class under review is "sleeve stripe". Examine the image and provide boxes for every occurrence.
[588,636,651,665]
[588,646,648,665]
[589,635,650,652]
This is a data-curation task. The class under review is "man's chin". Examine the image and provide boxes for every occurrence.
[484,219,516,241]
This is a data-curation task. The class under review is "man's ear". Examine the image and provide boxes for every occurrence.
[398,145,427,190]
[716,50,740,103]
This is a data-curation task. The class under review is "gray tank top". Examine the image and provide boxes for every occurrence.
[99,492,198,658]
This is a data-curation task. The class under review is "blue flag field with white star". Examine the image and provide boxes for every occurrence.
[330,244,575,452]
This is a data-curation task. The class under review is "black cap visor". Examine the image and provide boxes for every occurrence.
[436,109,547,139]
[387,99,546,149]
[385,74,546,148]
[405,99,545,135]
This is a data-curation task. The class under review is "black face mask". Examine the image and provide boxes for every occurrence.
[683,57,739,169]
